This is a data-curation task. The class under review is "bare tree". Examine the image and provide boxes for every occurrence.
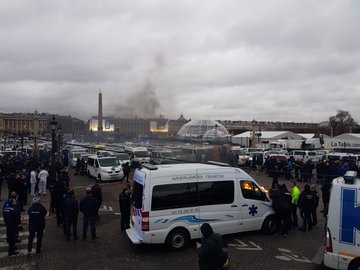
[329,110,356,136]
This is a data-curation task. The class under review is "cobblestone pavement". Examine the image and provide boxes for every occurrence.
[0,167,328,270]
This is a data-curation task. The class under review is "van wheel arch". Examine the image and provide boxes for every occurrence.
[165,227,190,251]
[261,215,277,234]
[348,258,360,270]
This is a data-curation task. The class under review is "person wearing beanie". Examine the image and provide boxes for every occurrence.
[196,223,228,270]
[27,196,48,254]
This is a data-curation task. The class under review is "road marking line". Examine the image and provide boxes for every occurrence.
[0,239,37,248]
[0,232,29,239]
[0,249,29,259]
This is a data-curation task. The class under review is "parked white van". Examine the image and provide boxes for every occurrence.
[124,146,150,166]
[86,155,123,182]
[324,171,360,270]
[69,152,84,168]
[126,163,276,250]
[288,150,320,162]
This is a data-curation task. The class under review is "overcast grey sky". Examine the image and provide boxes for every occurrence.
[0,0,359,123]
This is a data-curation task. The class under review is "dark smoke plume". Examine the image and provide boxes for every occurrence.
[111,52,165,119]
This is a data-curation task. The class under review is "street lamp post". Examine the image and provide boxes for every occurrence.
[58,124,63,154]
[50,115,58,166]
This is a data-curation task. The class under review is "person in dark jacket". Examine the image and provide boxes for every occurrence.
[63,190,79,241]
[270,164,281,190]
[270,184,291,237]
[196,223,227,270]
[298,184,316,232]
[74,158,81,176]
[91,183,102,220]
[3,198,20,256]
[321,161,333,215]
[121,162,131,183]
[80,187,99,240]
[27,196,47,254]
[54,178,66,226]
[119,185,131,230]
[310,184,320,226]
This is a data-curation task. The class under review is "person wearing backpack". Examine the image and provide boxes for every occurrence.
[196,223,230,270]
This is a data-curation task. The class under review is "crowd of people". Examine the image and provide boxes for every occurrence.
[0,150,132,256]
[261,155,359,238]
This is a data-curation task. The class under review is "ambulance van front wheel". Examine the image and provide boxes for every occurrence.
[348,259,360,270]
[166,228,190,251]
[261,215,277,234]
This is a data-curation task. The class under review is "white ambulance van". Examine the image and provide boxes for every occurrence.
[126,163,276,250]
[324,171,360,270]
[86,155,123,182]
[124,146,150,166]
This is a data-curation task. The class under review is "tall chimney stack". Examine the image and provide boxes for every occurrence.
[98,89,103,132]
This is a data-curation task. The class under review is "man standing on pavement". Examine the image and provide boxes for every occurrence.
[121,162,131,183]
[80,187,99,240]
[298,184,316,232]
[30,167,37,196]
[290,181,300,228]
[3,198,20,256]
[119,184,131,230]
[37,167,49,196]
[64,190,79,241]
[27,196,47,254]
[310,184,320,227]
[53,177,66,226]
[91,183,102,220]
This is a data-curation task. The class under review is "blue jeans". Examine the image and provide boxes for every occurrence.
[83,216,96,239]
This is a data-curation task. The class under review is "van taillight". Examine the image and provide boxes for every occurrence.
[326,228,333,253]
[141,211,149,231]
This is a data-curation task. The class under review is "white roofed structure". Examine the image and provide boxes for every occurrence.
[232,131,305,147]
[333,133,360,140]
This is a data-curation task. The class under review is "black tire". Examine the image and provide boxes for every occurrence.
[261,215,277,234]
[97,175,101,183]
[166,228,190,251]
[87,171,91,178]
[349,259,360,270]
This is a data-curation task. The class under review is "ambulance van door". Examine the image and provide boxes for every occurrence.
[239,180,273,231]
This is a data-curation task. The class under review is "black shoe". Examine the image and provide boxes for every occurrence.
[299,228,306,232]
[92,236,98,240]
[74,236,79,241]
[9,252,19,256]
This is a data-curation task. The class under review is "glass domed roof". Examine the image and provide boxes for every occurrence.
[177,120,230,141]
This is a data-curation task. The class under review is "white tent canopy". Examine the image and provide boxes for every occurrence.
[232,131,305,147]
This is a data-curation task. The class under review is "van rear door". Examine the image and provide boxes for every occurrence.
[128,169,146,243]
